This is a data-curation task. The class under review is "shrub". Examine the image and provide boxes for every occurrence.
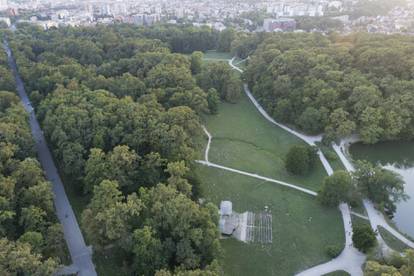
[285,145,318,175]
[325,244,342,258]
[353,225,377,253]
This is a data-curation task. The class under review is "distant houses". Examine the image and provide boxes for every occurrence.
[263,18,297,32]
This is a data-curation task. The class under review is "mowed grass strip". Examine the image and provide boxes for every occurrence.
[203,50,233,60]
[196,166,344,276]
[204,93,327,191]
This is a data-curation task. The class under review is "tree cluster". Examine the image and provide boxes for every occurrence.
[352,225,377,253]
[245,32,414,144]
[0,90,65,273]
[9,24,228,274]
[318,161,405,217]
[284,145,318,175]
[364,249,414,276]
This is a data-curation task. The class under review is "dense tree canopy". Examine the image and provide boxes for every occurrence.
[352,225,377,253]
[0,84,66,272]
[8,24,226,274]
[244,32,414,144]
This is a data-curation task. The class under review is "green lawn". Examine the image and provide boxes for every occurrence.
[197,89,345,275]
[317,143,346,172]
[203,50,232,61]
[323,271,350,276]
[378,226,410,252]
[196,166,345,276]
[203,93,327,192]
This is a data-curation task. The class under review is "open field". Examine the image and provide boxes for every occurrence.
[196,166,344,276]
[378,226,410,252]
[202,50,233,61]
[203,93,327,192]
[197,89,345,275]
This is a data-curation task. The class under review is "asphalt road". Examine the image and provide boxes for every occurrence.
[3,39,97,276]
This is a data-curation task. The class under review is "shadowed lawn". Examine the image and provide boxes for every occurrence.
[203,92,327,192]
[196,166,345,276]
[197,91,345,275]
[203,50,233,60]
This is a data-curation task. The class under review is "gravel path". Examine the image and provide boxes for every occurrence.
[3,39,97,276]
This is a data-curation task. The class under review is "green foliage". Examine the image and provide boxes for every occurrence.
[352,225,377,253]
[353,161,406,216]
[0,238,59,275]
[197,62,242,103]
[0,93,67,268]
[245,32,414,144]
[285,145,318,175]
[206,88,220,114]
[318,170,354,206]
[82,182,221,275]
[364,249,414,275]
[325,244,342,258]
[8,23,228,275]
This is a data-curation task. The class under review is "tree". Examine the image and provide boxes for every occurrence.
[318,170,355,206]
[11,158,43,190]
[218,28,236,52]
[352,225,376,253]
[197,63,241,103]
[190,52,203,75]
[285,145,317,175]
[364,249,414,275]
[0,238,58,275]
[18,232,44,253]
[132,226,166,275]
[206,88,220,114]
[81,180,142,249]
[364,261,401,276]
[353,161,405,216]
[296,107,324,134]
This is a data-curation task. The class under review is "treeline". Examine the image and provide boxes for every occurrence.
[9,23,243,275]
[245,32,414,144]
[0,48,67,274]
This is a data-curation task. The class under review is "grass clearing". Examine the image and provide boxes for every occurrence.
[196,166,344,276]
[203,50,232,61]
[197,89,345,275]
[203,93,327,192]
[323,271,350,276]
[317,143,346,172]
[378,226,410,252]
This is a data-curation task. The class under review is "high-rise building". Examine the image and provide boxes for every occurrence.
[0,0,8,11]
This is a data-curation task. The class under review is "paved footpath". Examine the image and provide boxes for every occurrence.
[333,140,414,251]
[3,39,97,276]
[229,58,366,275]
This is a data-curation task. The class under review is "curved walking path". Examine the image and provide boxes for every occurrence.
[229,58,366,275]
[333,140,414,250]
[3,39,97,276]
[196,127,317,196]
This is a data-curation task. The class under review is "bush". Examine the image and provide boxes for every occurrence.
[318,170,354,207]
[353,225,377,253]
[284,145,318,175]
[325,244,342,258]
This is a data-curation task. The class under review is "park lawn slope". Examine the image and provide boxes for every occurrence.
[204,93,327,191]
[196,166,344,276]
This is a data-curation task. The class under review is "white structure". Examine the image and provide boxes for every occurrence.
[0,17,11,26]
[220,201,233,216]
[0,0,7,11]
